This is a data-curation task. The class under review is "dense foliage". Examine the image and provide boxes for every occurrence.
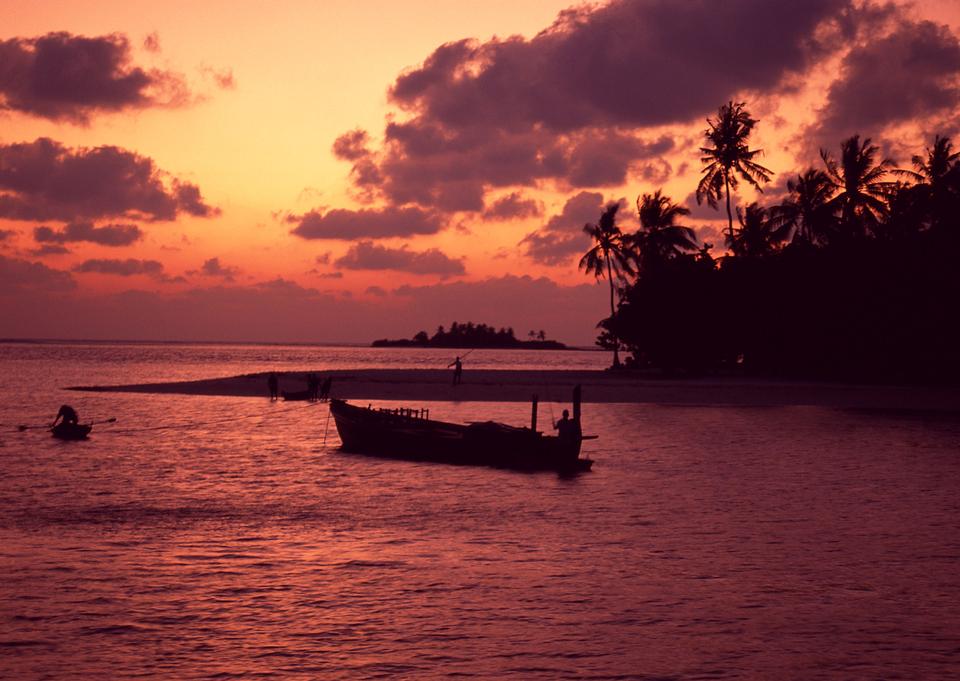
[585,104,960,382]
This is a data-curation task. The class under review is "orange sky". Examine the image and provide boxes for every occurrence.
[2,0,960,343]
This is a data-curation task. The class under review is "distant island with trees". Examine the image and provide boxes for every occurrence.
[579,100,960,383]
[372,322,566,349]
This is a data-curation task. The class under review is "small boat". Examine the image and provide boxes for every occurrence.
[51,423,92,440]
[329,386,593,472]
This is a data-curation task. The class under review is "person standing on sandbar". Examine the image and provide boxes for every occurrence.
[448,355,463,386]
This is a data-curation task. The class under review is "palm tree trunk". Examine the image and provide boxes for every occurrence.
[724,172,734,243]
[606,255,620,368]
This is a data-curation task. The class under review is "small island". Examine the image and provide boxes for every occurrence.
[372,322,566,349]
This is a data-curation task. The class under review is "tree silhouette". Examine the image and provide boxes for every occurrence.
[579,203,633,367]
[696,101,774,242]
[821,135,896,238]
[770,168,836,245]
[894,135,960,232]
[629,190,699,271]
[729,202,788,258]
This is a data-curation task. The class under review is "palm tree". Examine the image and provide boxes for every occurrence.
[579,203,633,367]
[821,135,896,237]
[895,135,960,231]
[729,203,789,258]
[697,101,774,242]
[770,168,837,245]
[628,190,699,271]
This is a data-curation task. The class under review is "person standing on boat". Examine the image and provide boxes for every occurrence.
[51,404,79,428]
[448,356,463,385]
[553,409,581,444]
[268,372,279,400]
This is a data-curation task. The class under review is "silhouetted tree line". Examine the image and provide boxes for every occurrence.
[372,322,565,349]
[582,101,960,382]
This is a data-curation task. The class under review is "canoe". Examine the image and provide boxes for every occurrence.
[328,388,592,472]
[51,423,92,440]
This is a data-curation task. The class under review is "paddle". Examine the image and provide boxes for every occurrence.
[17,417,116,432]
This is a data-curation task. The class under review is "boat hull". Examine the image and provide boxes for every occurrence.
[329,399,591,472]
[51,423,92,440]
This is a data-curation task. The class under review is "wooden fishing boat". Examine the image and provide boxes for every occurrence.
[51,423,92,440]
[329,386,593,472]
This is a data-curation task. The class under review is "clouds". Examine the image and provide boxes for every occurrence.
[0,138,218,223]
[520,191,607,265]
[389,1,840,133]
[0,254,76,292]
[191,257,241,282]
[811,18,960,150]
[34,221,143,247]
[482,192,543,221]
[73,258,165,277]
[335,241,465,276]
[332,0,847,214]
[288,205,444,239]
[0,32,189,123]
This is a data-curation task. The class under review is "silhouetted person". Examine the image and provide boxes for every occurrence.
[51,404,78,427]
[320,376,332,401]
[307,373,320,401]
[268,372,279,400]
[448,356,463,385]
[553,409,581,445]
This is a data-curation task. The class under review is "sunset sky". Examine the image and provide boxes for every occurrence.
[2,0,960,344]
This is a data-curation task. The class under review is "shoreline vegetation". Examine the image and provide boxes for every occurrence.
[372,322,566,349]
[580,101,960,384]
[68,369,960,411]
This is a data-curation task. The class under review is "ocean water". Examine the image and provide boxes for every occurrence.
[1,342,959,679]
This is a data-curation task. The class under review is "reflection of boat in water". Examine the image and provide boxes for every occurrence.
[51,423,92,440]
[329,386,593,472]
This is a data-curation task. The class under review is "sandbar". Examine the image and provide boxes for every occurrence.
[68,369,960,411]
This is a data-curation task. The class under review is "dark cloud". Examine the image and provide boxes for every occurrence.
[30,244,71,256]
[350,122,673,211]
[335,240,465,276]
[519,191,607,265]
[288,205,444,239]
[190,257,240,282]
[73,258,165,277]
[366,285,387,297]
[811,18,960,149]
[33,221,143,246]
[0,31,189,123]
[390,1,840,132]
[0,138,218,222]
[334,0,845,210]
[0,254,76,292]
[332,129,372,161]
[482,192,543,221]
[0,229,14,241]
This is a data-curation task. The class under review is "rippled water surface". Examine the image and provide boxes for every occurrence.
[1,342,959,679]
